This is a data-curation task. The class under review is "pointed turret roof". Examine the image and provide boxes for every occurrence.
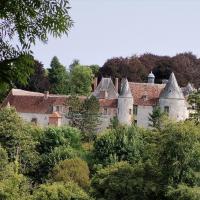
[93,77,118,99]
[119,78,133,98]
[160,72,184,99]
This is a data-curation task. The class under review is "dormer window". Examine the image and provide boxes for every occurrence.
[54,105,63,113]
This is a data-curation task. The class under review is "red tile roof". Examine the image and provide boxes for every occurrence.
[129,83,165,106]
[1,89,86,114]
[99,99,118,108]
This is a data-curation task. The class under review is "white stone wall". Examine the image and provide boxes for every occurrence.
[135,106,153,128]
[19,113,50,126]
[118,97,133,125]
[19,112,69,127]
[159,98,189,121]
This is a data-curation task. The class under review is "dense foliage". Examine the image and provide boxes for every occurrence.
[1,0,73,87]
[100,53,200,88]
[0,107,200,199]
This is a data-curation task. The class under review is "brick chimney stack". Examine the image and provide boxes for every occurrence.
[115,78,119,93]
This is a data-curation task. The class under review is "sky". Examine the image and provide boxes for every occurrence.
[31,0,200,68]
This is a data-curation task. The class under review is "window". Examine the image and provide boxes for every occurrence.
[133,105,138,115]
[103,108,108,115]
[31,118,37,124]
[56,106,60,112]
[164,106,169,114]
[129,109,132,115]
[134,120,137,125]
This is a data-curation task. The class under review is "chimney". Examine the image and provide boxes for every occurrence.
[44,91,49,99]
[115,78,119,92]
[93,77,98,91]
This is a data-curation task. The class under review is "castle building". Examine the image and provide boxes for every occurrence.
[1,72,194,128]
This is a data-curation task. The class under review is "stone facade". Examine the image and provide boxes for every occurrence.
[1,72,195,129]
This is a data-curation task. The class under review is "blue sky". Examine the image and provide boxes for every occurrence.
[31,0,200,68]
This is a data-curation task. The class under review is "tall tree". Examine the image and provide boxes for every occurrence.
[17,60,50,92]
[0,0,73,87]
[48,56,69,94]
[70,65,93,95]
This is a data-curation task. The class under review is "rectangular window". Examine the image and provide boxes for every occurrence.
[164,106,169,113]
[133,105,138,115]
[129,109,132,115]
[134,120,137,125]
[56,106,60,112]
[31,118,37,124]
[103,108,108,115]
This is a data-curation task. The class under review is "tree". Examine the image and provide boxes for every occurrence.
[22,60,50,92]
[158,121,200,187]
[167,184,200,200]
[67,96,100,142]
[51,158,90,190]
[188,91,200,124]
[70,65,93,95]
[92,126,144,166]
[0,107,40,174]
[91,162,159,200]
[0,148,31,200]
[148,106,166,130]
[1,0,73,86]
[32,182,92,200]
[48,56,69,94]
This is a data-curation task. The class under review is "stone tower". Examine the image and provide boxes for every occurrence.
[118,78,134,125]
[159,72,189,121]
[148,71,155,83]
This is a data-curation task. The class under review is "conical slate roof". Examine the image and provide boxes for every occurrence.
[119,78,133,98]
[160,72,184,99]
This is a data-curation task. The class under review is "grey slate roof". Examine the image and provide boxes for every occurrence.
[119,78,133,98]
[181,83,196,97]
[159,72,184,99]
[92,78,118,99]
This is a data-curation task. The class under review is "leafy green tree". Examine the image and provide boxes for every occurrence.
[37,126,82,154]
[67,96,100,142]
[70,65,93,95]
[167,184,200,200]
[188,91,200,124]
[32,182,92,200]
[88,65,100,77]
[149,106,166,130]
[0,148,31,200]
[1,0,73,86]
[48,56,69,94]
[35,126,83,182]
[158,121,200,187]
[51,158,90,190]
[91,162,159,200]
[69,59,80,72]
[92,126,144,166]
[18,60,50,92]
[0,107,40,174]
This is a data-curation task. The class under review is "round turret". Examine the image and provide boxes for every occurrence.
[159,72,189,121]
[148,71,155,83]
[117,78,133,125]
